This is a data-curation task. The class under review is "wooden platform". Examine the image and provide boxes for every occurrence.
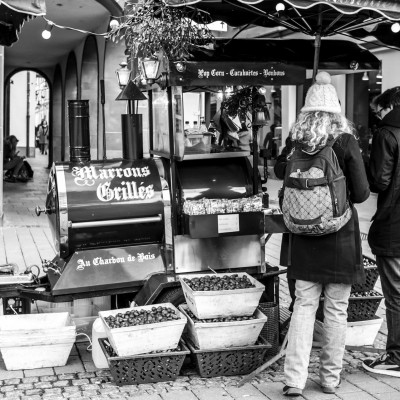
[1,150,56,274]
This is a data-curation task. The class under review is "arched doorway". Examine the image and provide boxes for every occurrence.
[5,70,50,160]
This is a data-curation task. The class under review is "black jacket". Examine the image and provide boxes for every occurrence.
[276,133,370,284]
[368,107,400,256]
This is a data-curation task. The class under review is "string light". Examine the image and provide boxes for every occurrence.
[41,21,54,40]
[276,3,285,12]
[41,16,109,38]
[391,23,400,33]
[109,19,120,30]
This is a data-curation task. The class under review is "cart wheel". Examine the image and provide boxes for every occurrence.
[155,287,185,307]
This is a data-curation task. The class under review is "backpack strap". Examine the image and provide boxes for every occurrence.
[286,176,328,190]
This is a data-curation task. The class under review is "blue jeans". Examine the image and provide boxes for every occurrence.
[284,280,351,390]
[376,256,400,366]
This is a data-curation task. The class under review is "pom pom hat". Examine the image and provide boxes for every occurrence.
[301,71,341,114]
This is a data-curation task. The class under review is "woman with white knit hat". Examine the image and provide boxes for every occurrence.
[275,72,370,397]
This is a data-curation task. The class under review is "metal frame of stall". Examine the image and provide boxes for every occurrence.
[0,59,303,313]
[134,59,306,306]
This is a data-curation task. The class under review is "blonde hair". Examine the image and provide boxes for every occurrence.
[290,111,354,152]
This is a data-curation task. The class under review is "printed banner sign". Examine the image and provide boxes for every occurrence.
[169,62,306,86]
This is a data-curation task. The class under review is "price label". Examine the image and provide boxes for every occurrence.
[218,214,240,233]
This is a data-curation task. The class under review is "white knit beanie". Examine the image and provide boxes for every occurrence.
[301,71,341,114]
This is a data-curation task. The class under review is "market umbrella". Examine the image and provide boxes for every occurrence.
[164,0,400,79]
[0,0,46,46]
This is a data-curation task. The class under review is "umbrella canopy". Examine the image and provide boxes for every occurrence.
[0,0,46,46]
[163,0,400,77]
[187,38,379,69]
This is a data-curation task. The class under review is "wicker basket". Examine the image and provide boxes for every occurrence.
[351,256,379,293]
[186,337,270,378]
[99,338,189,386]
[317,291,384,322]
[258,302,280,358]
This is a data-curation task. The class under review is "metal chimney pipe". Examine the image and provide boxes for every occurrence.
[68,100,90,162]
[121,113,143,160]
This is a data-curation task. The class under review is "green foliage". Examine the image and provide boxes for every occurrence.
[108,0,215,61]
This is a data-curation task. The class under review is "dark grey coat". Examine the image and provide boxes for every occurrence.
[276,133,370,284]
[368,107,400,256]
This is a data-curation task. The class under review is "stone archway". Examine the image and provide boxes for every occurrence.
[81,35,99,159]
[64,52,78,161]
[52,65,63,163]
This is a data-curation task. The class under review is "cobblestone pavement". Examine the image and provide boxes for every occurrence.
[0,153,398,399]
[1,344,399,400]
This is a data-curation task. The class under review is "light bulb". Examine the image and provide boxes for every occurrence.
[276,2,285,12]
[175,62,186,73]
[391,22,400,33]
[377,80,382,85]
[362,72,369,81]
[271,87,276,93]
[109,19,119,29]
[377,70,383,79]
[41,22,53,39]
[42,30,51,39]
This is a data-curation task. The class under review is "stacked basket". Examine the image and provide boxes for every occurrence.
[98,303,189,385]
[315,256,384,346]
[178,272,271,378]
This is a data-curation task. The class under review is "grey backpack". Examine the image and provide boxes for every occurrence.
[282,140,352,235]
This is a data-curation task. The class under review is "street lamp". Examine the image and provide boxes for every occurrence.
[141,57,168,89]
[115,61,131,89]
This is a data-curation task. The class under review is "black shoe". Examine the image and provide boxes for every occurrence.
[4,176,17,183]
[362,353,400,377]
[283,385,303,397]
[17,176,29,183]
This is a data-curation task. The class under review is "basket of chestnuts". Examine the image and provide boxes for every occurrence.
[179,272,265,319]
[179,304,268,350]
[99,303,187,357]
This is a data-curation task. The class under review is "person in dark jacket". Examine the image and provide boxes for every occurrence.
[3,135,26,183]
[275,72,370,397]
[362,87,400,377]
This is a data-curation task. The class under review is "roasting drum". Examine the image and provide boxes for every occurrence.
[45,158,166,258]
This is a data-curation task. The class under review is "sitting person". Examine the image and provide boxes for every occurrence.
[3,135,27,183]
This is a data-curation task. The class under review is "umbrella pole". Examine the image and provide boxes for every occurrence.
[312,33,322,82]
[312,11,323,82]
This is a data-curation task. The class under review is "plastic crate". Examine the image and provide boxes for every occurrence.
[317,290,384,322]
[99,303,187,356]
[351,256,379,293]
[0,312,76,370]
[258,302,280,358]
[179,272,265,319]
[179,304,267,350]
[314,316,383,346]
[99,338,189,386]
[186,336,270,378]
